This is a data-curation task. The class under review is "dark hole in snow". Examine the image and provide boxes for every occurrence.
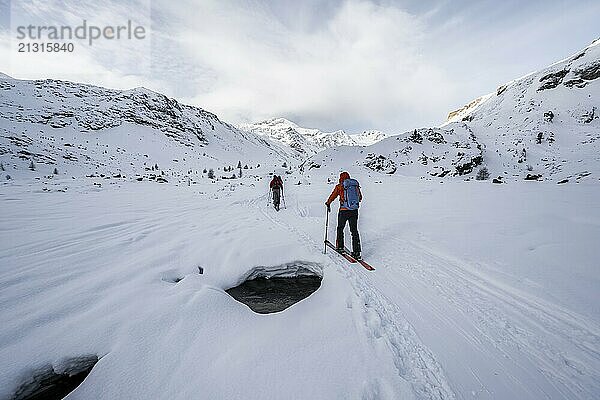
[162,276,184,284]
[226,262,322,314]
[161,269,185,284]
[12,355,98,400]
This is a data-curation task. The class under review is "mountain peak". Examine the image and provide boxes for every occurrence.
[252,117,299,128]
[239,118,387,157]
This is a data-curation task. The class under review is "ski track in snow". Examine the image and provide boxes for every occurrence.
[373,237,600,399]
[248,193,457,400]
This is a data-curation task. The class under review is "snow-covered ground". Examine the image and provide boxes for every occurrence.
[1,171,598,399]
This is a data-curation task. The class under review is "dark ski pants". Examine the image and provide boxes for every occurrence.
[336,209,361,254]
[272,188,281,210]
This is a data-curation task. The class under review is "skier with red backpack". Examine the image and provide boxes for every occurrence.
[270,175,284,211]
[325,171,362,260]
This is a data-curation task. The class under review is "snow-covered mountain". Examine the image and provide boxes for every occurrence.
[239,118,387,157]
[0,76,290,185]
[304,39,600,182]
[444,38,600,182]
[302,123,484,179]
[352,129,388,146]
[2,39,598,185]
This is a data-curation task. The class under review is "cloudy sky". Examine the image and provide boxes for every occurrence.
[1,0,599,133]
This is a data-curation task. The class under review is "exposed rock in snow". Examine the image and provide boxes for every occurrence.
[446,95,489,122]
[364,153,397,174]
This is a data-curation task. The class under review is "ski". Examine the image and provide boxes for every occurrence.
[357,260,375,271]
[343,246,375,271]
[325,240,375,270]
[324,240,356,263]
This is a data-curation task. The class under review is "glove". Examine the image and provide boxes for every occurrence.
[325,202,331,213]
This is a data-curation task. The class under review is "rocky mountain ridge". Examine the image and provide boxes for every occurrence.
[303,39,600,182]
[0,76,288,185]
[239,118,387,157]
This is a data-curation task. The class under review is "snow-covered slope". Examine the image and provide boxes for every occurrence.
[302,123,484,179]
[239,118,323,157]
[444,38,600,182]
[305,40,600,182]
[0,77,290,185]
[351,129,388,146]
[239,118,387,158]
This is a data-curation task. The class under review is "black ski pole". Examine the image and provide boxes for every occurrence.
[267,188,271,206]
[323,206,330,254]
[282,191,286,209]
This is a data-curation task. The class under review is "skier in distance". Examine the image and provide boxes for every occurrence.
[270,174,284,211]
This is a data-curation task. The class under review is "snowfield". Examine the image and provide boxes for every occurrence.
[1,173,599,400]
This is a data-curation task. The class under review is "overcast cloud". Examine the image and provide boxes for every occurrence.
[1,0,599,133]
